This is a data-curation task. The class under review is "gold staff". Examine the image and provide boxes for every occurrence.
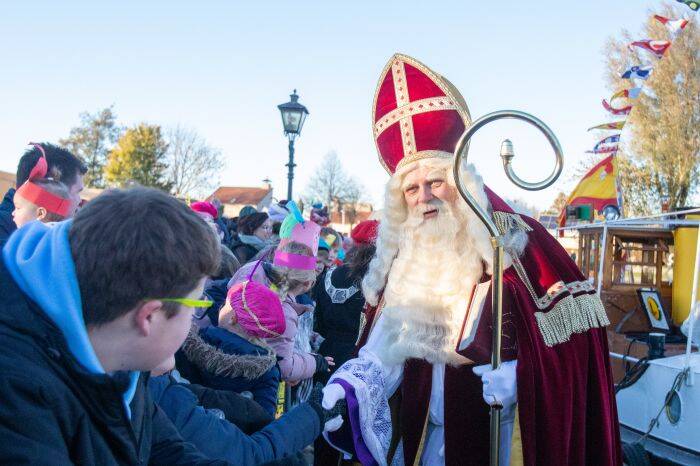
[452,110,564,466]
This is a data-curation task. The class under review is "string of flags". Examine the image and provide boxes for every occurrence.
[560,2,696,231]
[586,135,620,154]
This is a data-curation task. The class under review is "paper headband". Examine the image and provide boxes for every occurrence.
[14,143,72,217]
[273,251,317,271]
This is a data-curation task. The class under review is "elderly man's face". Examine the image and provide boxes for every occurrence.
[402,165,458,220]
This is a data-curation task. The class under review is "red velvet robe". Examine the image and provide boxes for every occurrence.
[353,188,622,466]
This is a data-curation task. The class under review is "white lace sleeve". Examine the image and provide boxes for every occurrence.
[327,314,403,466]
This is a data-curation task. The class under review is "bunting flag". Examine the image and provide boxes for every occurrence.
[676,0,699,11]
[629,40,671,58]
[588,121,626,131]
[602,98,632,115]
[558,154,620,230]
[586,134,620,154]
[654,15,690,35]
[621,64,653,80]
[611,88,642,101]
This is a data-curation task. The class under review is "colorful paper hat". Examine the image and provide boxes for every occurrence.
[372,54,472,174]
[274,201,320,271]
[15,143,72,217]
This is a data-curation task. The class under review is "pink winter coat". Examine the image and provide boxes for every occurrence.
[229,262,317,383]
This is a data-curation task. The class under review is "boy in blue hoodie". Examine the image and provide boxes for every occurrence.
[0,187,229,465]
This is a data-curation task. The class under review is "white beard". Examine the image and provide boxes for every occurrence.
[377,201,485,366]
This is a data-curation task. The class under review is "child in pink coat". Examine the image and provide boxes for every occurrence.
[229,241,333,384]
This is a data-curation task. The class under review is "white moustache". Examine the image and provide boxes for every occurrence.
[416,199,445,215]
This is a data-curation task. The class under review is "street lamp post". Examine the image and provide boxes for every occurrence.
[277,90,309,201]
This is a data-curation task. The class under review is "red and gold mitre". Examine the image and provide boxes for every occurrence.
[372,53,471,174]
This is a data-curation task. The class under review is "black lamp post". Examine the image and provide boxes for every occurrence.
[277,90,309,201]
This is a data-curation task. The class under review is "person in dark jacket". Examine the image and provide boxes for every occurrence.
[0,142,86,246]
[0,187,227,465]
[177,325,282,416]
[312,220,378,385]
[312,220,378,466]
[0,189,15,245]
[231,212,272,264]
[180,377,273,434]
[149,365,344,465]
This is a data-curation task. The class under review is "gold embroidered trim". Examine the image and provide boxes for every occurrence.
[373,97,460,138]
[372,53,472,174]
[395,150,454,171]
[512,257,596,311]
[390,60,417,160]
[498,214,610,347]
[355,312,367,346]
[412,412,430,466]
[534,293,610,347]
[492,211,533,236]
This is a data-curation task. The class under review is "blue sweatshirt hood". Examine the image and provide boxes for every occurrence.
[2,220,138,416]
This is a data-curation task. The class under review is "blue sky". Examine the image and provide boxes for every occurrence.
[0,1,668,209]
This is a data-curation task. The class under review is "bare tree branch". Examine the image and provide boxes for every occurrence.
[303,151,364,214]
[165,125,224,198]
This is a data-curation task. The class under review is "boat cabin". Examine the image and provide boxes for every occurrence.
[577,226,674,334]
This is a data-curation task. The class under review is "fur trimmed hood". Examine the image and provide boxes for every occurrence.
[180,326,277,381]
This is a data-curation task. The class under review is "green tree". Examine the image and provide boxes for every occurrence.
[604,5,699,215]
[59,107,121,188]
[105,124,172,191]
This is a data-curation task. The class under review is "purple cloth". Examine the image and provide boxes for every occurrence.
[326,380,377,466]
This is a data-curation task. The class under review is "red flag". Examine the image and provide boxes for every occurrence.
[602,99,632,116]
[629,40,671,58]
[654,15,689,35]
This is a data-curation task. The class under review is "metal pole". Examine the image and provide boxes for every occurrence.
[684,223,700,385]
[452,110,563,466]
[489,238,505,466]
[286,138,296,201]
[596,222,608,296]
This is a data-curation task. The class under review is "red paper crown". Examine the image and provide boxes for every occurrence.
[372,54,472,174]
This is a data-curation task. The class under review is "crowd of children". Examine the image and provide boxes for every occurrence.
[0,142,378,465]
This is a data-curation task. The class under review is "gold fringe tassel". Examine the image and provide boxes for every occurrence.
[534,293,610,347]
[493,211,533,236]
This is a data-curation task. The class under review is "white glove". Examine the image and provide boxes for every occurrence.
[324,415,343,432]
[322,382,346,409]
[321,383,346,432]
[472,360,517,409]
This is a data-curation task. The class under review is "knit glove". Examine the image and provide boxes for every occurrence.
[313,353,330,373]
[308,382,346,432]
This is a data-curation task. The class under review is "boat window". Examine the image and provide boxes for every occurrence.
[578,232,600,283]
[611,237,669,287]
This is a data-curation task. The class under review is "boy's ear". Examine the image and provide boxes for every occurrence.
[134,300,165,337]
[36,207,48,221]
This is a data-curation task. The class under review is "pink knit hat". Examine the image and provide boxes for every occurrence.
[227,261,286,338]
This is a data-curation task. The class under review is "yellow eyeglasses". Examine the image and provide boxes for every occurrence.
[156,297,214,308]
